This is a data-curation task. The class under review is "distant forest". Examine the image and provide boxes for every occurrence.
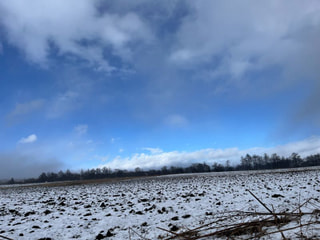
[5,152,320,185]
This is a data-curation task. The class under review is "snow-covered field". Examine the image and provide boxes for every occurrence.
[1,168,320,240]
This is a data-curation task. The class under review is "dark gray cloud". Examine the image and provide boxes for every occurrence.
[289,82,320,133]
[0,152,64,180]
[288,23,320,131]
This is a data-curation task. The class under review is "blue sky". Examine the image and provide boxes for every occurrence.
[1,0,320,178]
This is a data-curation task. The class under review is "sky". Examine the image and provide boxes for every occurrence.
[1,0,320,179]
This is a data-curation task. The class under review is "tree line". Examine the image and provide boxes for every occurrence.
[5,152,320,184]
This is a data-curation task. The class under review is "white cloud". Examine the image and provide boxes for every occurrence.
[0,0,151,71]
[7,99,45,120]
[142,147,163,155]
[164,114,188,128]
[47,91,80,118]
[74,124,88,136]
[100,148,242,170]
[18,134,38,144]
[169,49,194,63]
[230,60,252,79]
[1,1,319,82]
[270,136,320,157]
[95,155,109,163]
[99,136,320,170]
[170,1,320,82]
[110,137,120,144]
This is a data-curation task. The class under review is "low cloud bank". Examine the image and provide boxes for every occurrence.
[99,136,320,170]
[0,152,63,180]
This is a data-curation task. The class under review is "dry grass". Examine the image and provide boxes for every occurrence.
[156,190,320,240]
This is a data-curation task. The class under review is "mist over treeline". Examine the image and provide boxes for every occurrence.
[4,152,320,185]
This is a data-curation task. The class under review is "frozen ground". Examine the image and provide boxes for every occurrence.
[1,168,320,239]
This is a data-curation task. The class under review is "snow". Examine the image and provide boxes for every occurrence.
[1,168,320,239]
